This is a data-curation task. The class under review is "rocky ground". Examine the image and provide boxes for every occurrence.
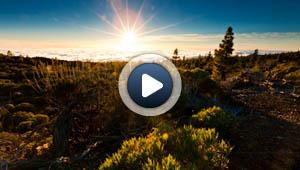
[229,83,300,170]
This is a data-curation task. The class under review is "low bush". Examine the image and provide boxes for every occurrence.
[192,106,237,135]
[14,102,35,112]
[4,103,15,112]
[99,125,232,170]
[12,111,36,124]
[0,107,9,120]
[2,111,35,131]
[180,68,217,93]
[16,120,34,132]
[44,106,59,115]
[0,81,17,96]
[285,69,300,81]
[181,68,210,80]
[270,62,298,80]
[34,114,50,124]
[2,111,50,132]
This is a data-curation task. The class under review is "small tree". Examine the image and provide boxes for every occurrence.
[208,51,213,58]
[212,27,235,81]
[203,51,213,64]
[172,48,180,60]
[251,49,259,64]
[253,49,259,56]
[7,50,13,57]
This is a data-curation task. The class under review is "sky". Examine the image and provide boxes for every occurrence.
[0,0,299,58]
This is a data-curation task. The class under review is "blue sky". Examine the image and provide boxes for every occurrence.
[0,0,299,52]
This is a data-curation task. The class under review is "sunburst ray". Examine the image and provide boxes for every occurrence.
[97,14,123,34]
[126,0,130,31]
[135,14,156,33]
[83,26,122,37]
[95,0,180,51]
[138,23,178,37]
[133,0,146,31]
[110,0,126,31]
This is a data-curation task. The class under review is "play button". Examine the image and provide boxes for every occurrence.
[127,63,173,108]
[118,53,182,116]
[142,74,163,98]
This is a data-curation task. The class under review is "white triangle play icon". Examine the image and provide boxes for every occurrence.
[142,74,163,98]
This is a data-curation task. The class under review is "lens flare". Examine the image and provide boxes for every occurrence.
[95,0,178,51]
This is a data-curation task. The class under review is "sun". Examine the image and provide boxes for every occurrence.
[122,31,137,44]
[120,31,138,51]
[96,0,177,52]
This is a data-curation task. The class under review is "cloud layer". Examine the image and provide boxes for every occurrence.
[0,32,299,61]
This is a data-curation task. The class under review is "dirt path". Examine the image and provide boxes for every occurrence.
[229,87,300,170]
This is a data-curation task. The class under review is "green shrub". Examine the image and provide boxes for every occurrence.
[180,68,219,98]
[2,113,48,132]
[99,125,232,170]
[270,62,298,80]
[0,80,17,96]
[14,102,35,112]
[16,120,34,132]
[2,111,36,131]
[0,107,9,119]
[285,69,300,81]
[4,104,15,112]
[6,111,34,128]
[181,68,210,80]
[192,106,237,135]
[12,111,35,123]
[34,114,50,124]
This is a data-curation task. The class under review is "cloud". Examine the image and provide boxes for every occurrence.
[142,32,300,42]
[235,32,300,41]
[0,32,299,61]
[142,34,223,42]
[140,32,300,51]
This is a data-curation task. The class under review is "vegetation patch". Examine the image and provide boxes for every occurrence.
[0,107,9,119]
[99,125,232,170]
[285,69,300,81]
[34,114,50,124]
[1,111,49,132]
[271,62,299,80]
[16,120,34,132]
[192,106,237,135]
[13,102,35,112]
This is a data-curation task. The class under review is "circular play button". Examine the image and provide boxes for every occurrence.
[127,63,173,108]
[118,53,182,116]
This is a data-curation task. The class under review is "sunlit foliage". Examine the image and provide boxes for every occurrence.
[192,106,237,135]
[99,125,232,170]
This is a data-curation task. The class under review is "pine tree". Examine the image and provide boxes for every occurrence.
[204,51,213,63]
[214,27,234,58]
[208,51,213,58]
[7,50,13,57]
[253,49,259,56]
[172,48,180,60]
[212,27,234,81]
[251,49,259,64]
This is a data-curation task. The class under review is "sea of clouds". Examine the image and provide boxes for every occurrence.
[0,48,208,61]
[0,48,287,62]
